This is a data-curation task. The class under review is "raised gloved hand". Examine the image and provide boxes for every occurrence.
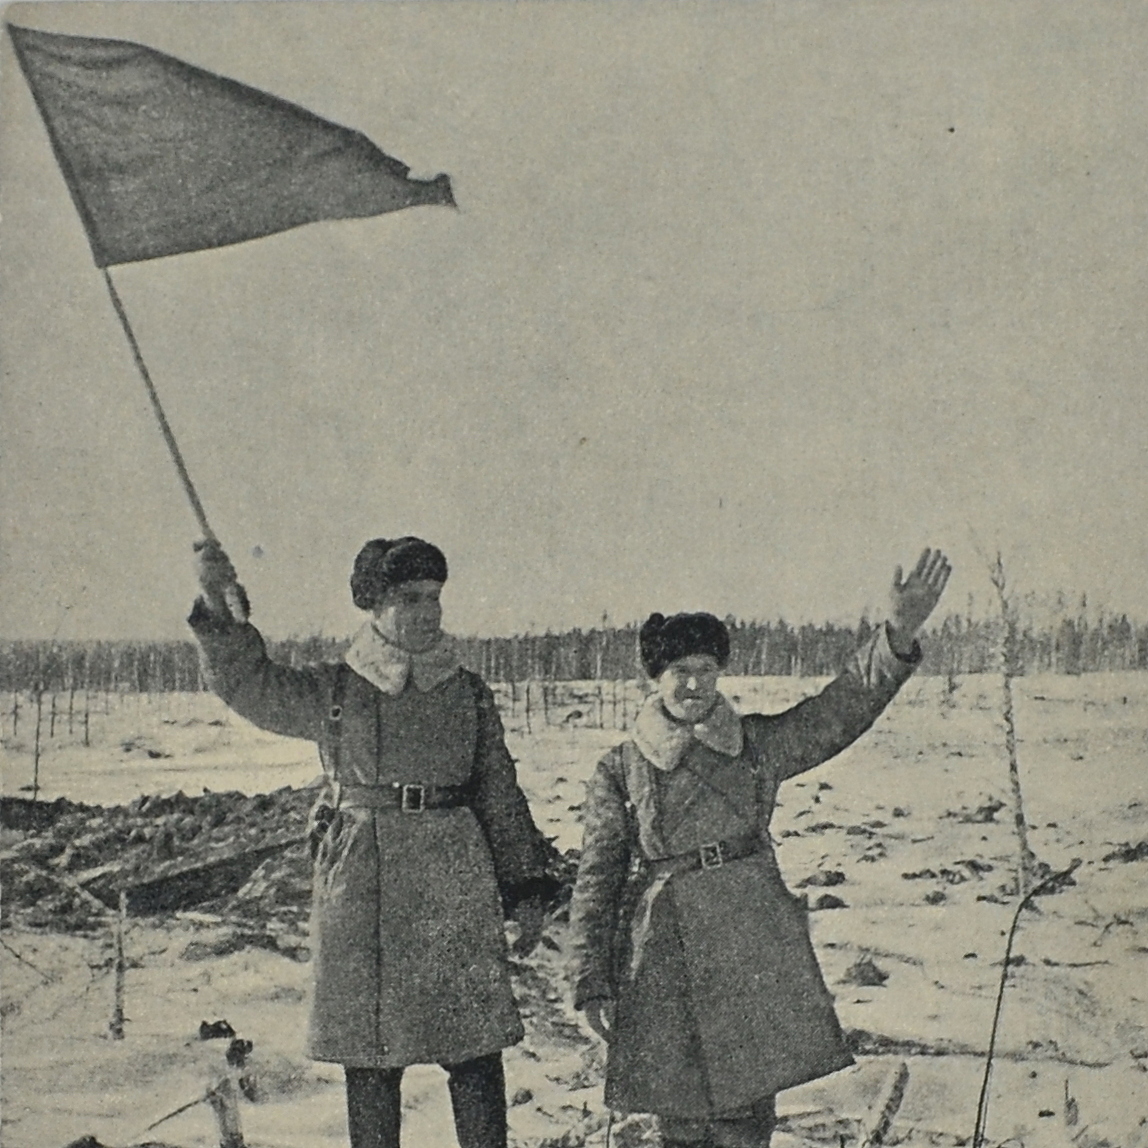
[193,538,250,622]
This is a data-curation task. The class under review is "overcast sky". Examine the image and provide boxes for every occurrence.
[2,1,1146,641]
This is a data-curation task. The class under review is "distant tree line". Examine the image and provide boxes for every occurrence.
[0,639,205,696]
[2,610,1145,693]
[455,612,1148,680]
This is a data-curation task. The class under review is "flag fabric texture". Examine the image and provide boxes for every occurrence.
[7,24,455,267]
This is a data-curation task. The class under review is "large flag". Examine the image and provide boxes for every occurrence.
[7,23,455,267]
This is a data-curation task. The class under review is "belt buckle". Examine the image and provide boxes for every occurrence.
[699,841,724,870]
[400,784,425,813]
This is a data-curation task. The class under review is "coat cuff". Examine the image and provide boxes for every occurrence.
[845,623,921,694]
[882,621,923,665]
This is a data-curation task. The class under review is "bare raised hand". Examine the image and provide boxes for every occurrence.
[889,548,951,648]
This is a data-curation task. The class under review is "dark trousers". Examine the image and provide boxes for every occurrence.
[345,1053,507,1148]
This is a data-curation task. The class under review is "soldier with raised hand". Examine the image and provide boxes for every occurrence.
[568,549,951,1148]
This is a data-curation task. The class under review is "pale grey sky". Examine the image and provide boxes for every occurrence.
[2,1,1146,640]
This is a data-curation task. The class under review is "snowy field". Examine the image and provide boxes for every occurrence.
[2,671,1146,1148]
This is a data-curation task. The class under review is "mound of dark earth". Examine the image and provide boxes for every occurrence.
[1,789,577,936]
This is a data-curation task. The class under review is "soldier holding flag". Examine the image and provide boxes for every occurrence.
[192,537,556,1148]
[7,22,551,1148]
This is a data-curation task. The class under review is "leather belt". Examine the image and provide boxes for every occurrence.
[626,835,763,977]
[339,782,471,813]
[646,836,761,875]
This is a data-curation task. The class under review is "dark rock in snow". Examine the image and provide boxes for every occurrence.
[199,1019,237,1040]
[1102,840,1148,863]
[945,796,1006,823]
[840,956,889,986]
[812,894,848,910]
[797,870,846,888]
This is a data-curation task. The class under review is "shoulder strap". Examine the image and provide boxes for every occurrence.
[466,668,485,712]
[741,716,770,827]
[325,662,350,793]
[611,742,637,809]
[463,669,487,784]
[616,740,667,858]
[742,716,764,773]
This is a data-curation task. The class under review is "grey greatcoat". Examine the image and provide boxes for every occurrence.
[191,605,551,1068]
[567,627,919,1117]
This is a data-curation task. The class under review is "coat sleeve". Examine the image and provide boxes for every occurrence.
[466,673,560,914]
[188,597,332,743]
[567,750,633,1008]
[748,622,921,783]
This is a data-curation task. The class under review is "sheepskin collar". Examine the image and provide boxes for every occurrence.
[633,691,744,772]
[344,621,461,696]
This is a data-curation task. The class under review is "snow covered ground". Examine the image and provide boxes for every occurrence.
[2,671,1146,1147]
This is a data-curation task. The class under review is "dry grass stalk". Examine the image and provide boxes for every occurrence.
[32,685,44,802]
[861,1060,910,1147]
[108,890,127,1040]
[988,553,1037,897]
[206,1074,245,1148]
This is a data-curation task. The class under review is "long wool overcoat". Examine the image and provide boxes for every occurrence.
[191,606,550,1068]
[567,627,919,1117]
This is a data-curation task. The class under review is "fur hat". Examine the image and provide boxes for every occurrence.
[350,537,448,610]
[639,612,730,678]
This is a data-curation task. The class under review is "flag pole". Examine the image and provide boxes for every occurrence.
[102,267,214,537]
[101,268,248,621]
[101,269,214,539]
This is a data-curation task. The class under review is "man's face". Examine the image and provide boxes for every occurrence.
[372,580,444,653]
[656,654,721,722]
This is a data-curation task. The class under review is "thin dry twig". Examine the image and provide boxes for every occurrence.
[971,858,1083,1148]
[0,936,60,983]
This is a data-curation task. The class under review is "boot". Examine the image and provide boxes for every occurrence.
[344,1066,403,1148]
[709,1095,776,1148]
[445,1053,508,1148]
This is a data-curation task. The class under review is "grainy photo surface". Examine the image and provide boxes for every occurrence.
[1,5,1146,1148]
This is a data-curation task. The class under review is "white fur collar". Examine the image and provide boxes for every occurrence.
[344,621,462,696]
[633,692,744,772]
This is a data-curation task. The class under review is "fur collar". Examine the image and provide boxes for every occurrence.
[344,621,462,696]
[632,691,744,772]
